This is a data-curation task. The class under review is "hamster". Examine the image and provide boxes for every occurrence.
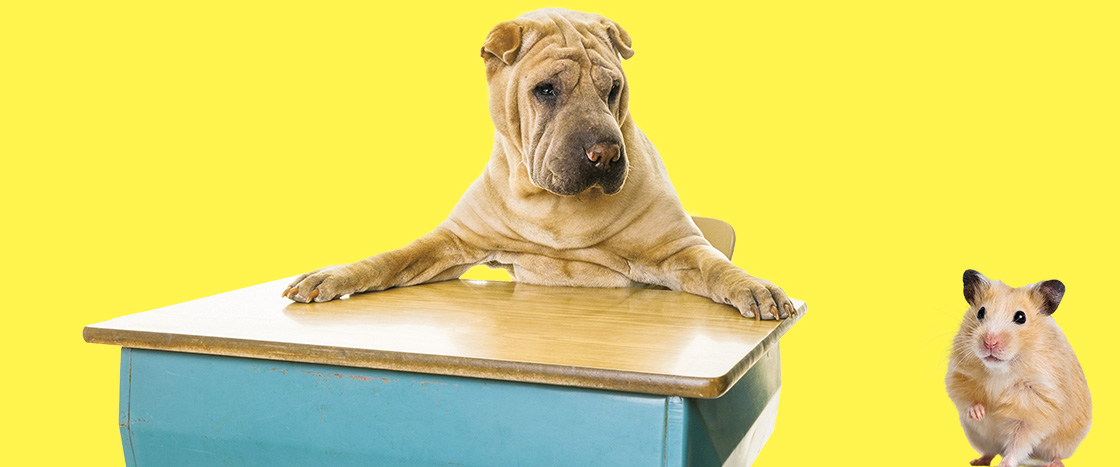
[946,270,1091,467]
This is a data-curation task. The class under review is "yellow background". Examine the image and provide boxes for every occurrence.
[3,1,1116,465]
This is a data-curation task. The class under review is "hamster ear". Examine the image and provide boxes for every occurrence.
[481,21,524,66]
[605,21,634,59]
[963,269,990,306]
[1033,279,1065,315]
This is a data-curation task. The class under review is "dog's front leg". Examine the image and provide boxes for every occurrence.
[650,244,794,319]
[283,228,483,303]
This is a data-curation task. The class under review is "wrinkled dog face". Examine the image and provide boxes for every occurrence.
[481,9,635,196]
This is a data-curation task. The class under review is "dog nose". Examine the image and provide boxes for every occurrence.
[586,142,620,169]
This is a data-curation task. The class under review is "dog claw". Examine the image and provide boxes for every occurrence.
[307,289,320,301]
[282,287,296,298]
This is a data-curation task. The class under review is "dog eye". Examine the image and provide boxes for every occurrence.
[534,83,557,98]
[977,307,986,320]
[608,82,621,102]
[1014,311,1026,325]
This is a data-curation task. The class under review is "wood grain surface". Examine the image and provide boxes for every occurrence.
[85,278,805,398]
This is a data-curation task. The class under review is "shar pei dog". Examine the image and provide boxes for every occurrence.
[283,8,795,320]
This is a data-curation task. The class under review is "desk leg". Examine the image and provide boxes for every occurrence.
[682,344,783,466]
[118,348,137,466]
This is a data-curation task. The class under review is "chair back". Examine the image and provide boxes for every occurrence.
[691,216,736,260]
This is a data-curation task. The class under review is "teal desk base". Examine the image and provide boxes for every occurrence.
[117,346,782,466]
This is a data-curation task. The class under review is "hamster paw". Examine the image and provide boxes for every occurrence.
[967,402,985,420]
[1042,460,1065,467]
[969,455,994,466]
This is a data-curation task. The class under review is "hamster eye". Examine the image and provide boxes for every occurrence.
[977,307,986,320]
[1014,311,1026,325]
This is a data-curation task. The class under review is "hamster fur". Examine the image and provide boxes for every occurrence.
[946,270,1091,467]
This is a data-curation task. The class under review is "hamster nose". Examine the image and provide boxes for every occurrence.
[983,333,1001,350]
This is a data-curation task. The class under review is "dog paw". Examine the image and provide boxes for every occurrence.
[728,277,794,320]
[282,265,362,303]
[968,402,985,420]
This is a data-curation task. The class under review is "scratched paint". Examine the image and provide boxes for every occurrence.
[267,367,397,384]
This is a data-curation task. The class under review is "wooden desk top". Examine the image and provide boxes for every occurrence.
[84,279,805,398]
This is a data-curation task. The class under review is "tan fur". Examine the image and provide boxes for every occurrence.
[947,271,1091,467]
[283,9,793,319]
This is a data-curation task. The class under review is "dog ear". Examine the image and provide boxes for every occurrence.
[605,21,634,59]
[481,21,523,65]
[963,269,989,307]
[1033,279,1065,315]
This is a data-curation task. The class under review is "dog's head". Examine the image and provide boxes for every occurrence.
[481,9,634,196]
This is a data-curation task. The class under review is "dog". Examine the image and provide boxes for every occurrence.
[283,8,794,320]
